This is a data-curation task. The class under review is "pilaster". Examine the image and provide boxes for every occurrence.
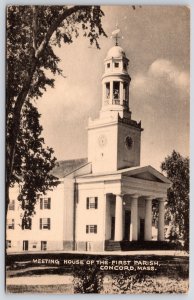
[158,198,165,241]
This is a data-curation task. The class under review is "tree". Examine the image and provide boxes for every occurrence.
[14,101,60,226]
[106,272,154,294]
[73,263,103,293]
[161,150,189,250]
[6,5,106,217]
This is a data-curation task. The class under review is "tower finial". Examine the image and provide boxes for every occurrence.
[111,24,123,46]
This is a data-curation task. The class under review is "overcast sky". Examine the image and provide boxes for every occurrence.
[36,5,190,171]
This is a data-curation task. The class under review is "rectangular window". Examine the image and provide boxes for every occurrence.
[105,82,110,99]
[86,225,97,234]
[123,63,127,70]
[113,81,120,100]
[22,218,32,230]
[7,219,14,230]
[9,200,15,210]
[40,197,51,210]
[107,63,110,68]
[114,62,119,68]
[41,241,47,251]
[86,197,98,209]
[6,240,11,249]
[40,218,51,230]
[23,240,28,251]
[123,82,128,108]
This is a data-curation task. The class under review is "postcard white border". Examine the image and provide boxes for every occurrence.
[1,0,193,299]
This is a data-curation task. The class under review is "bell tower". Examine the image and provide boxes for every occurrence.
[101,31,131,120]
[88,28,143,173]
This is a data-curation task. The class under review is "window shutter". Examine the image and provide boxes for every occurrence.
[40,218,42,230]
[48,218,51,230]
[9,200,15,210]
[40,198,43,210]
[95,197,98,209]
[94,225,97,234]
[86,197,89,209]
[48,198,51,209]
[29,218,32,229]
[86,225,89,233]
[22,218,24,230]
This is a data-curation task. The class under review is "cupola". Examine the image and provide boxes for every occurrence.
[100,28,131,119]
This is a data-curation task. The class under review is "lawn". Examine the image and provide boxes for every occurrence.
[7,284,73,294]
[6,252,189,294]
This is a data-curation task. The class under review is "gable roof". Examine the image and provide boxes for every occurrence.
[51,158,88,178]
[122,165,171,184]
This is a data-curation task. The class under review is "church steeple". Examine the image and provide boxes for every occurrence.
[88,29,143,173]
[101,28,131,119]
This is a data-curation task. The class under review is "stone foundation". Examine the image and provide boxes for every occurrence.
[63,241,74,251]
[76,241,104,252]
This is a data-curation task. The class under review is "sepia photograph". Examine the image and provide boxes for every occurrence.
[6,4,189,294]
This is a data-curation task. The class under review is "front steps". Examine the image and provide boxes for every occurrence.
[105,240,121,251]
[105,240,182,251]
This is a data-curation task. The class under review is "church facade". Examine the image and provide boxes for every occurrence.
[6,41,171,253]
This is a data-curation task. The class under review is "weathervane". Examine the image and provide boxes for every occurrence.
[110,23,123,46]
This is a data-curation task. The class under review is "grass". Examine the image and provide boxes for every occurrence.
[103,275,189,294]
[6,284,73,294]
[6,277,189,294]
[6,253,189,294]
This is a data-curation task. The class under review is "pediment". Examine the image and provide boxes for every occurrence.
[131,171,163,182]
[121,165,171,184]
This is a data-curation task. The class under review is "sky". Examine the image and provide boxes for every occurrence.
[36,5,190,171]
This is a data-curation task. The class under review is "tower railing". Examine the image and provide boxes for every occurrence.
[112,99,120,105]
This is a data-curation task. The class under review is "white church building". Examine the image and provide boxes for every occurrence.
[7,37,171,253]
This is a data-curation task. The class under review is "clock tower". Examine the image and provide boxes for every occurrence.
[88,29,143,173]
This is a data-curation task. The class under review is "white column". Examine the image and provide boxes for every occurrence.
[130,194,138,241]
[120,81,124,105]
[114,194,123,241]
[144,196,153,241]
[158,198,165,241]
[110,80,113,104]
[102,83,105,104]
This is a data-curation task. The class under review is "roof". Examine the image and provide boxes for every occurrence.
[51,158,88,178]
[78,165,171,184]
[106,45,126,59]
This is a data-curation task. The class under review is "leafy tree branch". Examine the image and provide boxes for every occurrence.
[6,5,106,219]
